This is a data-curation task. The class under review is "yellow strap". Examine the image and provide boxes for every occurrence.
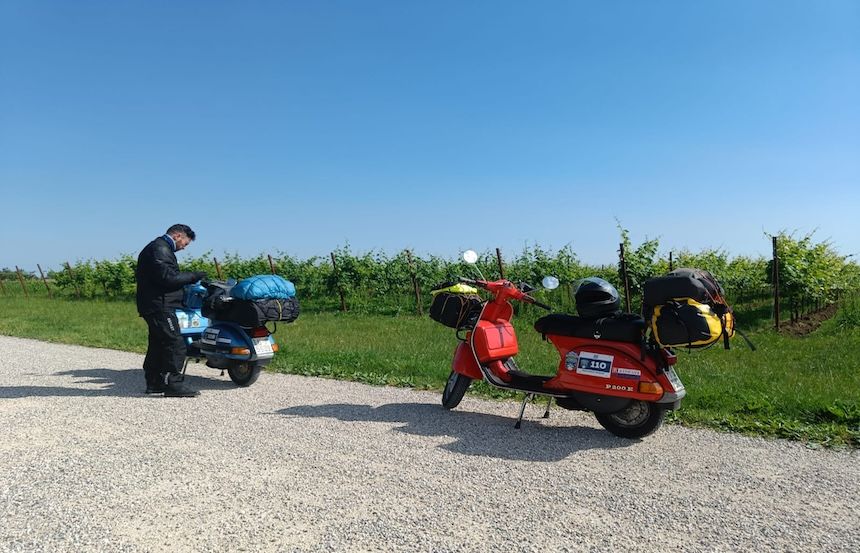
[431,283,479,296]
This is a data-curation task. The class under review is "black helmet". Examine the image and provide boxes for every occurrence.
[573,277,621,318]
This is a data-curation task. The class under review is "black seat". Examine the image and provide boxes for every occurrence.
[534,313,646,343]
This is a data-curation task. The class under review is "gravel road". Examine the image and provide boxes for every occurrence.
[1,335,858,552]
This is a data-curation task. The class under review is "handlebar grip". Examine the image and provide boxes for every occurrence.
[459,277,483,287]
[522,293,551,310]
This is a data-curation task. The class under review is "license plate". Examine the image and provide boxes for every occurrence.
[665,367,684,392]
[253,337,274,356]
[576,352,613,379]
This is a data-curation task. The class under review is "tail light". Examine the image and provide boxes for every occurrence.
[251,327,270,338]
[638,381,663,395]
[660,349,677,366]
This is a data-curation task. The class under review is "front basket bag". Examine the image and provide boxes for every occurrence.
[429,292,483,329]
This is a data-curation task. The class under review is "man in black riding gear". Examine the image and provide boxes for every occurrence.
[136,224,207,397]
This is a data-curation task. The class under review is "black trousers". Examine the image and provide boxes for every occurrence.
[142,311,187,385]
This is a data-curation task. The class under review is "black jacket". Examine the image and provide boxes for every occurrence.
[135,236,200,316]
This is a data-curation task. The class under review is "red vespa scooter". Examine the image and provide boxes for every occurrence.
[440,251,684,438]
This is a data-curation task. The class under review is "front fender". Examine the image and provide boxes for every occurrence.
[452,341,482,380]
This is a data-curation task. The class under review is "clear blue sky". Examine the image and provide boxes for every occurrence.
[2,1,858,271]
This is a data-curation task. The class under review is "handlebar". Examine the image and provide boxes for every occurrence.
[522,292,552,310]
[528,298,553,311]
[459,277,552,310]
[458,277,487,289]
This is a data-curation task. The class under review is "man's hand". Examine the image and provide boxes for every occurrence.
[193,271,208,282]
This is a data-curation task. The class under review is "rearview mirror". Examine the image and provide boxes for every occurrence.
[542,276,560,290]
[463,250,479,264]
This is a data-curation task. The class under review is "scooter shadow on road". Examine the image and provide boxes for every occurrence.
[275,402,634,462]
[0,367,236,398]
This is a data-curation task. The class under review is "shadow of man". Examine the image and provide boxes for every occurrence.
[0,366,236,399]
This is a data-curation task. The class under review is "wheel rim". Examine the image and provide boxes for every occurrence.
[232,364,252,377]
[609,401,651,427]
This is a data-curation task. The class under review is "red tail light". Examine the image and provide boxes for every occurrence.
[661,349,677,366]
[251,327,270,338]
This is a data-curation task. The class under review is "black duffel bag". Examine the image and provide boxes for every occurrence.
[204,296,300,327]
[429,292,482,329]
[643,268,726,310]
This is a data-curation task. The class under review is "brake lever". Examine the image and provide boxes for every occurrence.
[524,294,552,311]
[518,281,536,293]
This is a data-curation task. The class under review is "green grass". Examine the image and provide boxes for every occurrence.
[0,297,149,352]
[1,296,858,448]
[665,330,860,447]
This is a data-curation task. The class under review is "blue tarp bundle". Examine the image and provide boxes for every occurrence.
[231,275,296,300]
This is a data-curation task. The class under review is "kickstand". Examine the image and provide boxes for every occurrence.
[515,393,535,429]
[542,397,553,419]
[179,358,189,381]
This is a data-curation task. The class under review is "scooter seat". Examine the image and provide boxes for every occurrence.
[534,313,646,343]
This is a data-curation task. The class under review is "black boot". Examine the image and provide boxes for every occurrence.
[145,381,166,394]
[162,372,199,397]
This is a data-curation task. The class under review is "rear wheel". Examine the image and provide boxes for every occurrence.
[228,363,262,387]
[595,401,665,439]
[441,371,472,409]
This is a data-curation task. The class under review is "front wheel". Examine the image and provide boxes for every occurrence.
[228,363,262,387]
[441,371,472,409]
[594,401,665,439]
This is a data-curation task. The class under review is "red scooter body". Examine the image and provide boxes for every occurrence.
[445,277,685,438]
[541,336,680,403]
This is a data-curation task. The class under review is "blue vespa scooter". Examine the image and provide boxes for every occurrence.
[175,281,279,387]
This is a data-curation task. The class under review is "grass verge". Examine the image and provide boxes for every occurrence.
[1,296,857,448]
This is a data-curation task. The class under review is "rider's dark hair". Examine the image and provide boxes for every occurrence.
[166,224,196,241]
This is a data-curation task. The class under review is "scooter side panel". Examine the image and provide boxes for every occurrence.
[199,322,261,361]
[452,341,483,380]
[544,335,667,402]
[473,320,519,362]
[175,308,210,335]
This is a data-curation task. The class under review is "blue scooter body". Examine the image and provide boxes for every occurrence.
[198,321,276,368]
[177,282,277,378]
[175,283,211,357]
[176,308,209,357]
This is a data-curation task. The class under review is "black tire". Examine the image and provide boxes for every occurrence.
[441,371,472,409]
[594,401,665,439]
[228,363,262,387]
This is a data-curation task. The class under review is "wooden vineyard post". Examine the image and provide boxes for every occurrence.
[268,254,277,274]
[495,248,505,278]
[669,251,674,272]
[65,262,81,298]
[406,250,422,316]
[213,257,224,280]
[619,244,632,313]
[37,264,52,298]
[330,252,347,312]
[0,275,6,295]
[15,266,29,298]
[772,236,780,331]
